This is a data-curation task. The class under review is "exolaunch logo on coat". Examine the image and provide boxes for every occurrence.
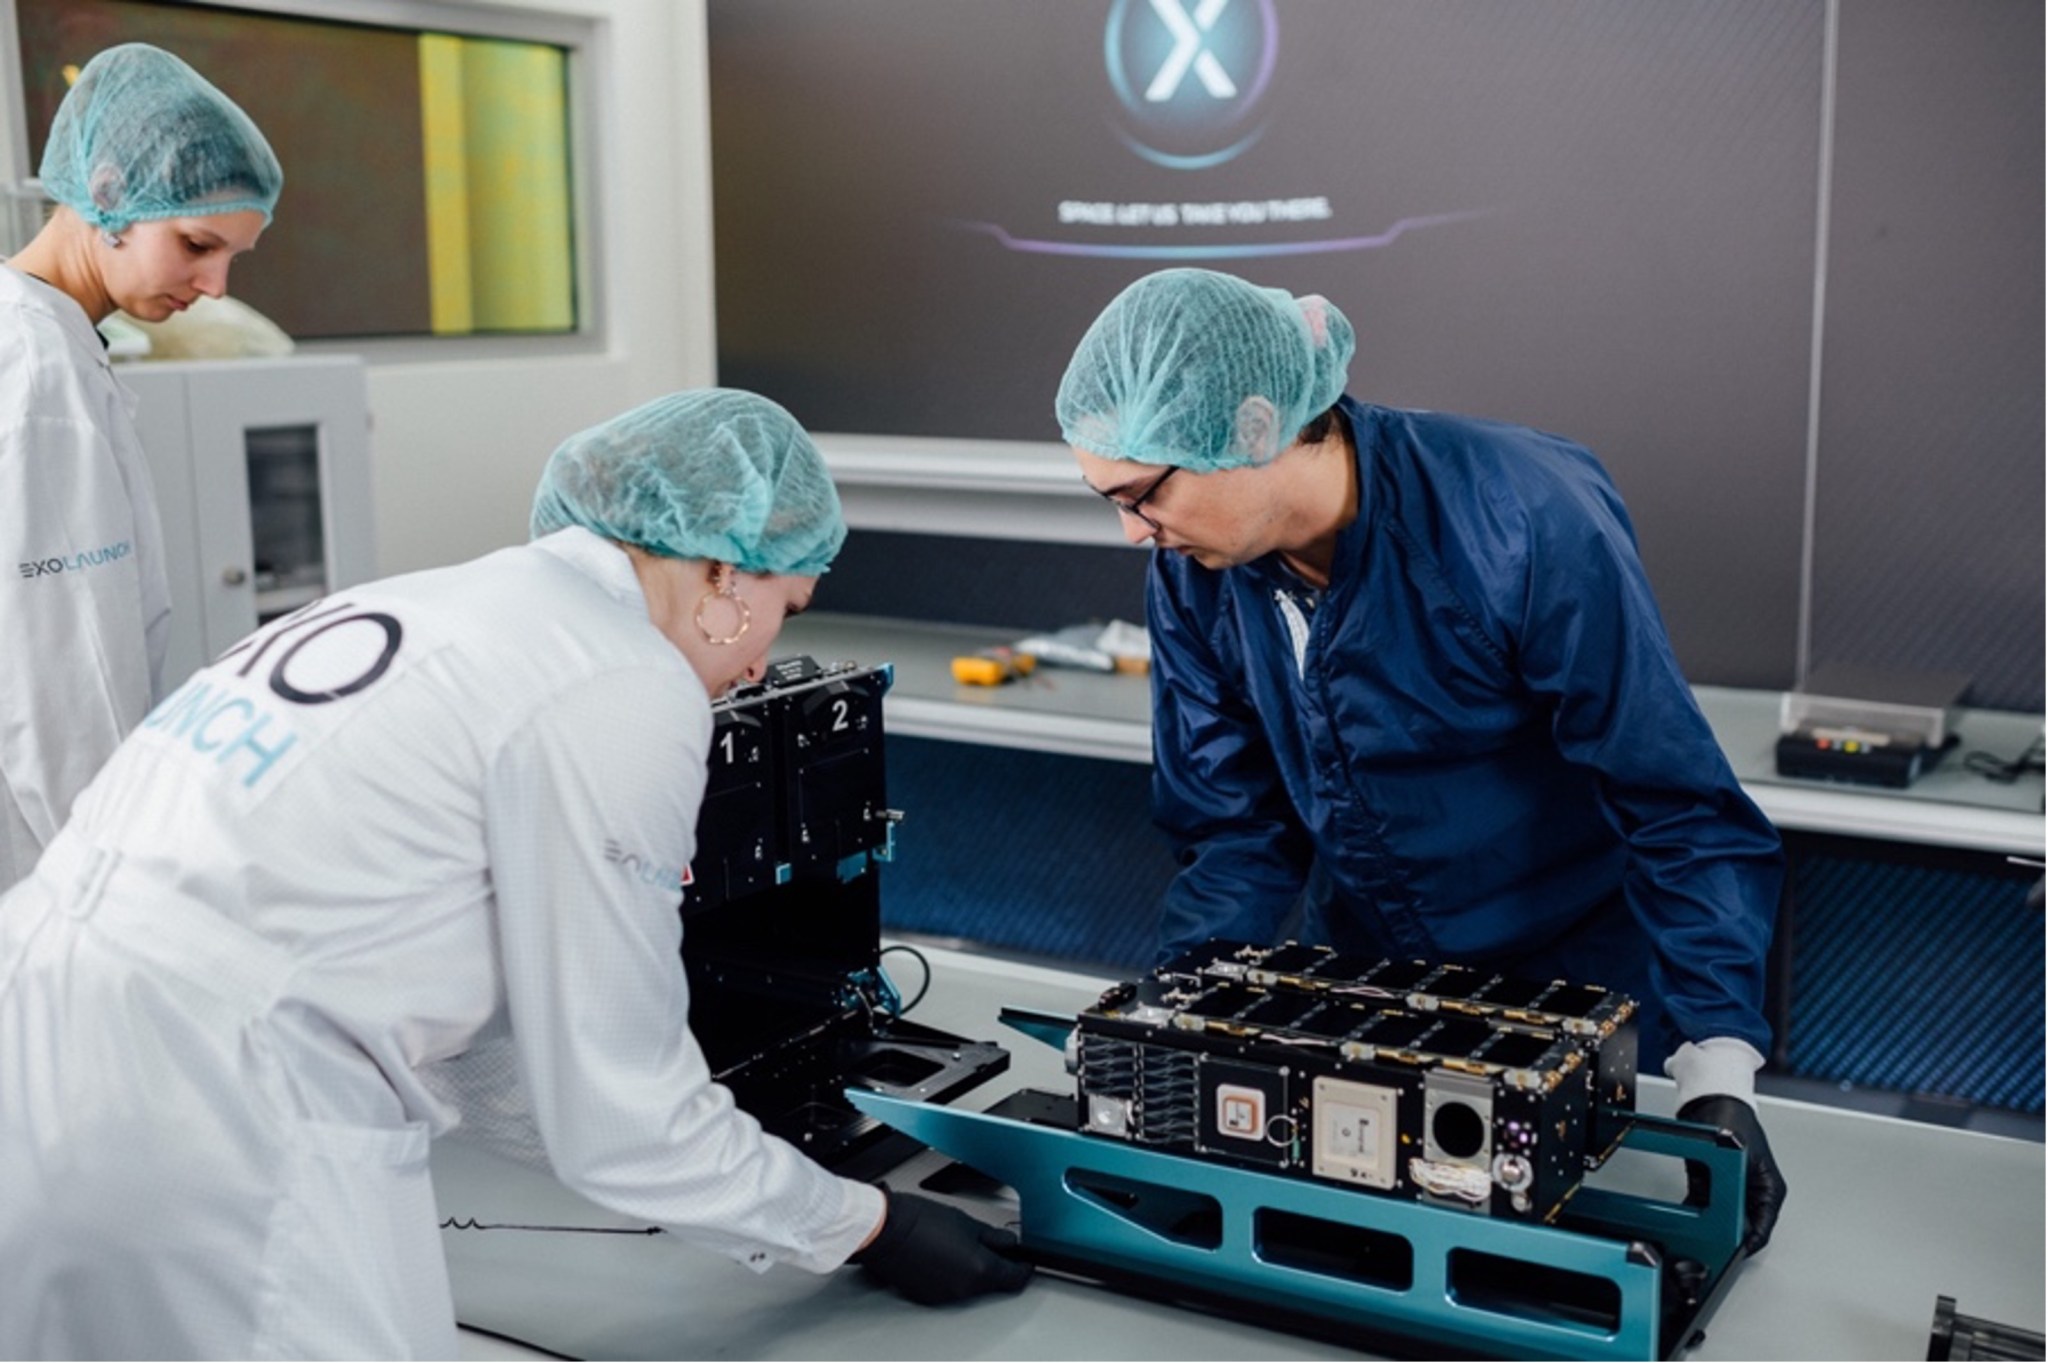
[604,839,685,894]
[17,539,133,578]
[137,599,407,792]
[141,678,300,790]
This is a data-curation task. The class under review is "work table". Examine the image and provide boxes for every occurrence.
[445,942,2045,1361]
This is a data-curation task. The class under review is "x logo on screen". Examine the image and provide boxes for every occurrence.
[1105,0,1277,169]
[1145,0,1237,102]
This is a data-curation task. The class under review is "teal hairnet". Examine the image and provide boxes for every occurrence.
[39,44,282,233]
[1056,268,1356,471]
[531,389,846,577]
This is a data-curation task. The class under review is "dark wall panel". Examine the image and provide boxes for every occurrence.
[824,530,1151,635]
[1810,0,2044,711]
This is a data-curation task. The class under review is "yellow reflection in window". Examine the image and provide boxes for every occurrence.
[419,35,574,335]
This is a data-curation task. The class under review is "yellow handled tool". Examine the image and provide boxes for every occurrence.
[951,646,1036,686]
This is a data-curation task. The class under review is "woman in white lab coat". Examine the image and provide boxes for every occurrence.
[0,389,1029,1357]
[0,43,281,892]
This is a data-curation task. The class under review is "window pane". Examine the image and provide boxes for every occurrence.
[16,0,577,339]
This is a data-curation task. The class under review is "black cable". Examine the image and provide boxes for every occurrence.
[1962,735,2045,785]
[453,1322,581,1361]
[879,942,932,1013]
[440,1217,662,1236]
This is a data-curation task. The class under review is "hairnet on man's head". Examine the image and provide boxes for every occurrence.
[531,389,846,577]
[39,44,282,233]
[1055,268,1356,472]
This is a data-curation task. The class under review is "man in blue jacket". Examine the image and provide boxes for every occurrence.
[1055,268,1787,1252]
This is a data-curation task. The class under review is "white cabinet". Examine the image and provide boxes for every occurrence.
[120,356,375,688]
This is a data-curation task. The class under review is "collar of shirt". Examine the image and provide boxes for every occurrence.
[0,261,114,365]
[1246,396,1377,598]
[529,524,651,617]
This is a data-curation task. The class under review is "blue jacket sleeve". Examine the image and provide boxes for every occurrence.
[1502,466,1783,1053]
[1147,559,1314,961]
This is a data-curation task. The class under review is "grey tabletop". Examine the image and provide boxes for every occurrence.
[441,944,2045,1361]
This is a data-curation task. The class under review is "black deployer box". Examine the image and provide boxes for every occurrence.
[680,657,1007,1179]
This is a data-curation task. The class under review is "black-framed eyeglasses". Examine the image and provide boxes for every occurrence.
[1091,465,1179,533]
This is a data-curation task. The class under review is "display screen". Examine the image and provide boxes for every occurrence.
[710,0,1823,449]
[709,0,1826,683]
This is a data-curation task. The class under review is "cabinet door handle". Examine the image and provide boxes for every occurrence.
[221,566,249,586]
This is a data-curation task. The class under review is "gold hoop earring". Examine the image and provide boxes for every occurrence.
[694,586,751,646]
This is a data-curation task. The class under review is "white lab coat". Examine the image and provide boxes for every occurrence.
[0,527,884,1359]
[0,263,171,892]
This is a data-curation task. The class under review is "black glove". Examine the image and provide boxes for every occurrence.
[1677,1094,1787,1255]
[851,1189,1033,1306]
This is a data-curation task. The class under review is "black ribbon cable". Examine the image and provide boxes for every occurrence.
[440,1217,663,1235]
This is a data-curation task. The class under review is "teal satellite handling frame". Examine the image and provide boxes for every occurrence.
[851,1042,1747,1360]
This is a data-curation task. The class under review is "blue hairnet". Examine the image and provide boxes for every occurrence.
[39,43,282,233]
[1056,268,1356,471]
[531,389,846,577]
